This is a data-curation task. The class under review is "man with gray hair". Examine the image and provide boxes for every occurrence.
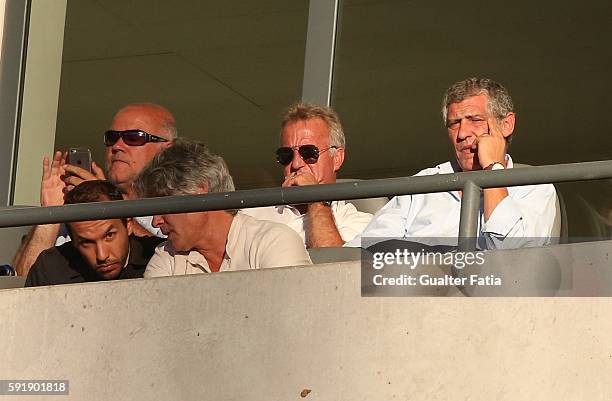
[135,138,312,276]
[243,102,372,248]
[347,77,557,249]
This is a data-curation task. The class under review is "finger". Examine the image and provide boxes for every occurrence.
[291,171,318,186]
[63,185,75,195]
[45,151,62,176]
[91,162,106,180]
[487,117,504,138]
[42,156,51,179]
[52,150,63,163]
[63,174,85,188]
[281,175,295,188]
[470,136,480,150]
[64,164,96,180]
[51,151,65,173]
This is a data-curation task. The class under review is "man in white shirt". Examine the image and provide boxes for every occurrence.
[13,103,176,276]
[346,77,557,250]
[134,138,312,277]
[242,103,372,247]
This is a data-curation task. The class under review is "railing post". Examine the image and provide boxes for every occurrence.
[458,181,480,251]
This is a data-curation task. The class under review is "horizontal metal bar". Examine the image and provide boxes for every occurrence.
[0,160,610,228]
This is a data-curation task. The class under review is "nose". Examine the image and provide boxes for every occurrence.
[152,215,164,228]
[111,136,128,152]
[96,243,110,264]
[290,147,305,172]
[456,119,473,141]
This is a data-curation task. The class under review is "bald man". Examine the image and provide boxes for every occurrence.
[13,103,176,276]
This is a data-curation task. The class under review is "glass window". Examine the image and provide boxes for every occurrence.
[332,0,611,238]
[55,0,309,189]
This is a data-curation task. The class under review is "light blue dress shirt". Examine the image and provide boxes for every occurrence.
[346,155,557,250]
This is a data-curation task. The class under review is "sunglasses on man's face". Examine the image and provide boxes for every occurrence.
[275,144,338,166]
[104,130,169,147]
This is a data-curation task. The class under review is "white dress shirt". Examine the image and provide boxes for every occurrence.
[242,201,372,244]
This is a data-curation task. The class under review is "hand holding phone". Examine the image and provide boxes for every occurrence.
[63,148,106,191]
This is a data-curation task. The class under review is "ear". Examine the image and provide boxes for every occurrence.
[126,218,134,235]
[333,147,345,173]
[499,112,516,139]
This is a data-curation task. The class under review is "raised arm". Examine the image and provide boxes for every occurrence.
[13,152,67,276]
[283,171,344,247]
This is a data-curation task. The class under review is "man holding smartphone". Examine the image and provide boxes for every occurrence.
[13,103,176,276]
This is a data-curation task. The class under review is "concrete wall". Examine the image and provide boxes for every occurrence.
[2,241,612,400]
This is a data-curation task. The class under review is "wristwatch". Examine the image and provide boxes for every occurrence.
[485,162,505,171]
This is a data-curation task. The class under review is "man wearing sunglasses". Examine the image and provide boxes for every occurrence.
[13,103,176,277]
[243,103,372,248]
[346,78,557,250]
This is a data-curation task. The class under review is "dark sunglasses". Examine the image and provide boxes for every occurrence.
[276,144,338,166]
[104,130,169,147]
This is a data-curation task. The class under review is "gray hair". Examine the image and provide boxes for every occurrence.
[281,102,346,149]
[441,78,514,124]
[134,138,235,212]
[161,121,178,139]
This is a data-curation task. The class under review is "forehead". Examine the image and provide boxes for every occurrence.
[447,94,490,118]
[111,107,170,139]
[281,118,330,144]
[69,219,125,239]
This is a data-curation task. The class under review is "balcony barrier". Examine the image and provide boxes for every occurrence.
[1,160,611,251]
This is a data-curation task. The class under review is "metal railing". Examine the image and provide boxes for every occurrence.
[1,160,611,251]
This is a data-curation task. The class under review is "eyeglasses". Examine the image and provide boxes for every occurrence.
[276,144,338,166]
[104,130,169,147]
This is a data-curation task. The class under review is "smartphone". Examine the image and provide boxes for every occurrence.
[67,148,92,172]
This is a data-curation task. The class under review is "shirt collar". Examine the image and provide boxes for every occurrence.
[186,250,208,268]
[123,245,131,268]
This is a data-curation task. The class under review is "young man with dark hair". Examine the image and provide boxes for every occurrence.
[25,181,163,287]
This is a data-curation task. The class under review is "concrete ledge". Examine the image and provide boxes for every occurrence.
[2,254,612,400]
